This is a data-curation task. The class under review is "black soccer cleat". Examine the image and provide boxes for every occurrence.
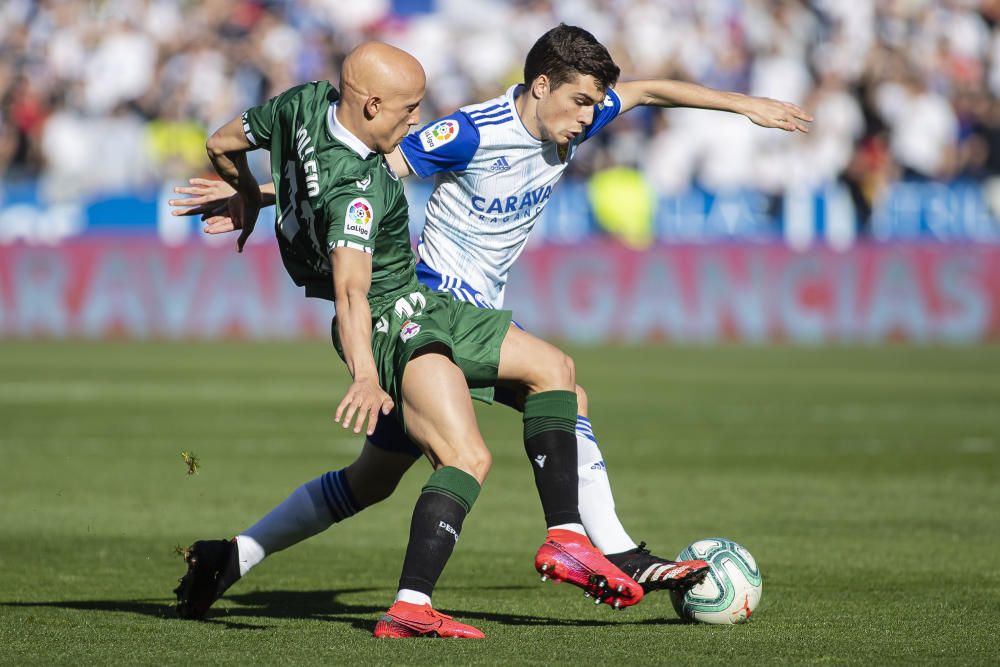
[606,542,710,594]
[174,538,240,619]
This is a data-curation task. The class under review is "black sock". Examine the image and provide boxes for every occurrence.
[523,390,581,528]
[397,466,481,597]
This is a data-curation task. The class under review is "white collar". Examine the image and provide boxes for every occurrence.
[508,83,542,144]
[327,103,373,159]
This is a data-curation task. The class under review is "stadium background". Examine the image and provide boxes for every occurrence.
[2,0,999,342]
[1,2,999,664]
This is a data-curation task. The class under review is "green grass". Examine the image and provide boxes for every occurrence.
[1,342,999,664]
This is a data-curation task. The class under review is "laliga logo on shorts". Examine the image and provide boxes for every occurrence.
[400,320,421,342]
[420,119,459,151]
[344,197,373,240]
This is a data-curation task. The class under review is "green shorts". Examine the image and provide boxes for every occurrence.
[333,286,513,427]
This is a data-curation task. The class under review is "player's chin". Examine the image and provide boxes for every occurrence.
[558,131,580,146]
[390,134,408,150]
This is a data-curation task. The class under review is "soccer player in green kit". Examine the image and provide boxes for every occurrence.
[175,42,643,638]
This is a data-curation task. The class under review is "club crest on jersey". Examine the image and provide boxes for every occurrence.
[344,197,373,240]
[399,320,421,342]
[420,119,459,151]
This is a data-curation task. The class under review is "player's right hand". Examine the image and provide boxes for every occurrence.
[335,377,395,436]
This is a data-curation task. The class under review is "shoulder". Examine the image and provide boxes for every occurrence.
[270,80,339,117]
[398,110,484,177]
[460,93,516,131]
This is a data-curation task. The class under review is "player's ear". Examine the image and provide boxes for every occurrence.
[364,96,381,120]
[531,75,549,99]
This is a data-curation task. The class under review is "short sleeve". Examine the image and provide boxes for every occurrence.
[243,83,323,148]
[325,188,378,256]
[581,88,623,142]
[398,112,481,178]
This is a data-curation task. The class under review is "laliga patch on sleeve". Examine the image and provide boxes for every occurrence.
[419,119,460,151]
[344,197,374,240]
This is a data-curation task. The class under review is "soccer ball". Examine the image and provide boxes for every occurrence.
[669,538,762,624]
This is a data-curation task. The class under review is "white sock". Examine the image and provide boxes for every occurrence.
[576,416,638,554]
[234,535,266,577]
[395,588,432,606]
[549,522,587,535]
[238,470,360,576]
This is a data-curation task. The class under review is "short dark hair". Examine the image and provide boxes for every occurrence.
[523,24,620,94]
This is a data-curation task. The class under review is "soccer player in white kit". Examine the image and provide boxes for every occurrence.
[170,25,811,614]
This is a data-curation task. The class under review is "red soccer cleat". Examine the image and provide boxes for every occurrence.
[373,601,485,639]
[535,528,645,609]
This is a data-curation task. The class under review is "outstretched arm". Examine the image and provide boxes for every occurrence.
[614,79,813,133]
[171,151,410,236]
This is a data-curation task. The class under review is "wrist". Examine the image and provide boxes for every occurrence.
[349,364,379,383]
[728,92,751,116]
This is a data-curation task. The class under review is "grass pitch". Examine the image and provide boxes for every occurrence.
[1,342,998,665]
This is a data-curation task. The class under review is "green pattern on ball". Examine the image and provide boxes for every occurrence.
[671,538,762,623]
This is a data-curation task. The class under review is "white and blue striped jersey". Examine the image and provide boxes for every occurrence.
[399,84,622,307]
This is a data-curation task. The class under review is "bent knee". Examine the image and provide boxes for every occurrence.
[438,440,493,484]
[532,349,575,393]
[449,444,492,483]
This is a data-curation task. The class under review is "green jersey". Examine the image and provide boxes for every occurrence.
[242,80,419,314]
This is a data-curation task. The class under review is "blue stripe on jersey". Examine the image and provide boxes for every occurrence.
[468,101,509,117]
[473,115,513,127]
[415,261,524,330]
[416,261,490,306]
[469,107,511,122]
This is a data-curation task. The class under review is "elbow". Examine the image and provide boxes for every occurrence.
[205,133,227,161]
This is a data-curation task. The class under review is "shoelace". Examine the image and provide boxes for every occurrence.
[421,605,452,621]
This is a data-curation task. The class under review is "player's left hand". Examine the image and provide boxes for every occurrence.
[168,178,236,220]
[743,97,813,133]
[335,377,395,436]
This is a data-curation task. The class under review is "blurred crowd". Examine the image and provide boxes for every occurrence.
[1,0,999,216]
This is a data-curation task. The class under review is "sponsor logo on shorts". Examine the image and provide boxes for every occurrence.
[344,197,373,240]
[400,319,421,342]
[420,120,459,151]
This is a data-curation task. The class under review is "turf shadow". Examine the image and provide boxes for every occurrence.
[0,598,266,631]
[228,589,667,630]
[2,587,681,632]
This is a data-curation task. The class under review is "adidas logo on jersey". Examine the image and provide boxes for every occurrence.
[489,156,511,173]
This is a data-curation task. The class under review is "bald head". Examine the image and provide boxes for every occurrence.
[337,42,426,154]
[341,42,425,105]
